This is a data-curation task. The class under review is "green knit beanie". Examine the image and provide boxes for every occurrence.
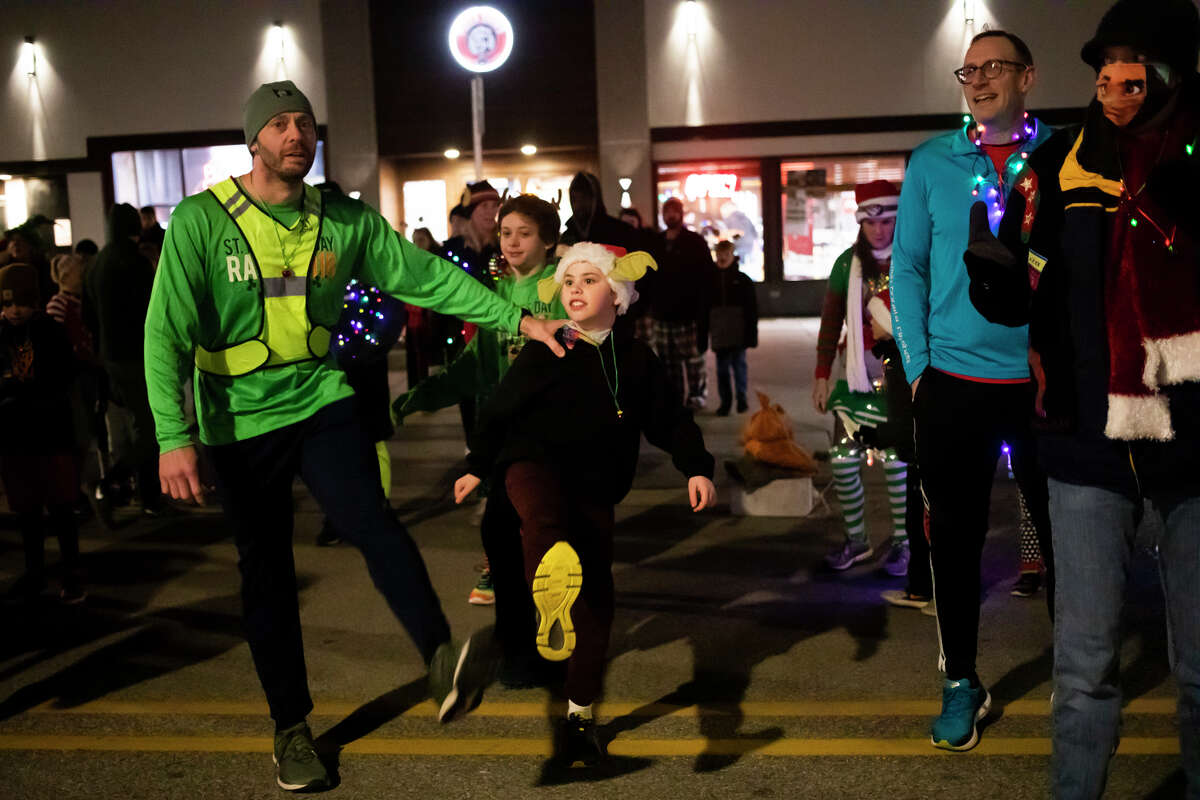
[242,80,314,147]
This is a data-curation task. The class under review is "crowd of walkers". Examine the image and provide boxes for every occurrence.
[1,0,1197,796]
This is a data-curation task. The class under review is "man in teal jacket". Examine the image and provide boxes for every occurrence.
[144,81,564,792]
[890,31,1054,753]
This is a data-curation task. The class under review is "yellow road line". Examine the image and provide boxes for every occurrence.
[0,735,1180,757]
[24,698,1178,717]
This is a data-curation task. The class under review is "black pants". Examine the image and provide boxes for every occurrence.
[208,397,451,728]
[878,343,932,597]
[913,369,1053,681]
[478,469,539,666]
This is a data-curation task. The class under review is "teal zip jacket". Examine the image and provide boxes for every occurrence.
[891,118,1052,383]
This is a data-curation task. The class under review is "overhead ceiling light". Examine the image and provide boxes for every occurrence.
[520,144,537,156]
[444,148,461,159]
[21,36,37,77]
[0,174,12,181]
[270,21,286,62]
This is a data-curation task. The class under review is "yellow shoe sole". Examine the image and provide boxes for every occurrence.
[532,541,582,662]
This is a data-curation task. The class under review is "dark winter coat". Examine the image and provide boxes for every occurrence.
[969,80,1200,501]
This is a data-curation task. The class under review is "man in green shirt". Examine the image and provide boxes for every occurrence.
[144,81,564,793]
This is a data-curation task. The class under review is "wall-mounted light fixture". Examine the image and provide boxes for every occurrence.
[519,144,537,156]
[270,21,286,62]
[0,174,12,182]
[618,177,632,209]
[963,0,977,26]
[444,148,461,160]
[685,0,700,40]
[21,36,37,77]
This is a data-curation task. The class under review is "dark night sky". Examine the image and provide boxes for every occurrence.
[370,0,598,157]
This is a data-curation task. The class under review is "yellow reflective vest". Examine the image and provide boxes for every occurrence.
[193,178,333,376]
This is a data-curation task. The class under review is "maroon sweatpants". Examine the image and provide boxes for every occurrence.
[504,460,615,706]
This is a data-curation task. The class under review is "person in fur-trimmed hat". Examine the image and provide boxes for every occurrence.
[965,0,1200,793]
[453,242,715,768]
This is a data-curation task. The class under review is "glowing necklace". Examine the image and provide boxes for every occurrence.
[966,111,1037,227]
[245,174,308,278]
[595,336,623,420]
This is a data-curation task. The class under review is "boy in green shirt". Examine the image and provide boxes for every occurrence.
[144,81,564,793]
[394,194,565,683]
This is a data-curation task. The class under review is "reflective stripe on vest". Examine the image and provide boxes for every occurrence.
[194,178,330,376]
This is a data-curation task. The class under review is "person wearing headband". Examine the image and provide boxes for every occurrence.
[453,242,716,768]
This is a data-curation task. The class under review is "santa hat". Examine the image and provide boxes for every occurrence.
[854,180,900,223]
[539,242,657,316]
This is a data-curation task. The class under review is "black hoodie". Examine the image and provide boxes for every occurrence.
[85,203,154,362]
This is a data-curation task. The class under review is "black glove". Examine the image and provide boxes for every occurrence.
[963,201,1030,327]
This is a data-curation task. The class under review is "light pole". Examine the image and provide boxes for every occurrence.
[447,6,515,181]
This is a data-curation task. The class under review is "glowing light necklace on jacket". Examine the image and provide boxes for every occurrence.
[966,111,1036,226]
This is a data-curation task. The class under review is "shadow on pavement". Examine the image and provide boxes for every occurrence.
[597,504,888,773]
[0,514,255,720]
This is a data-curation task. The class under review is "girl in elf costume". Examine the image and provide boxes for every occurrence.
[812,181,930,595]
[453,242,716,767]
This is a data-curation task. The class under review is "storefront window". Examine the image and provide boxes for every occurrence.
[656,161,763,282]
[781,155,905,281]
[112,142,326,222]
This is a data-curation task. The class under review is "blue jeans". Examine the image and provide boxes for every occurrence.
[1049,478,1200,799]
[715,348,748,409]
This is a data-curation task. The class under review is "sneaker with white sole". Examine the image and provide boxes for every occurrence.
[881,589,930,609]
[430,629,499,723]
[467,569,495,606]
[825,540,874,571]
[883,540,911,577]
[931,679,991,751]
[273,721,329,791]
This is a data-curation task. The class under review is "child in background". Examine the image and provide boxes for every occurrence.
[453,242,716,767]
[395,195,566,674]
[0,263,85,603]
[709,240,758,416]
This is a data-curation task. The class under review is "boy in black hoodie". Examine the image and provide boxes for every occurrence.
[453,242,716,767]
[709,240,758,415]
[0,263,84,603]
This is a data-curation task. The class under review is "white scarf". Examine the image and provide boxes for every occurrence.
[844,254,872,393]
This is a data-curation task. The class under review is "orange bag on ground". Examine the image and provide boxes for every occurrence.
[741,392,817,474]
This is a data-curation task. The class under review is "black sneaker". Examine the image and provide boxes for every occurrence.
[716,403,732,417]
[736,395,749,413]
[59,578,87,605]
[430,628,500,723]
[555,714,607,767]
[1011,571,1041,598]
[315,518,342,547]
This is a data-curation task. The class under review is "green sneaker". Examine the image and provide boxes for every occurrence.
[429,629,500,723]
[273,721,329,791]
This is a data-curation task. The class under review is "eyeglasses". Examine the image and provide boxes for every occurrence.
[954,59,1029,85]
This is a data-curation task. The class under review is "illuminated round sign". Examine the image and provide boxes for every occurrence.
[448,6,514,73]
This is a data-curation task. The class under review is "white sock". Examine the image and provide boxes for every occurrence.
[567,700,593,719]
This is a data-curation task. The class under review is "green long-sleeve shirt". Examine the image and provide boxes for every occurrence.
[394,262,563,424]
[145,182,524,452]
